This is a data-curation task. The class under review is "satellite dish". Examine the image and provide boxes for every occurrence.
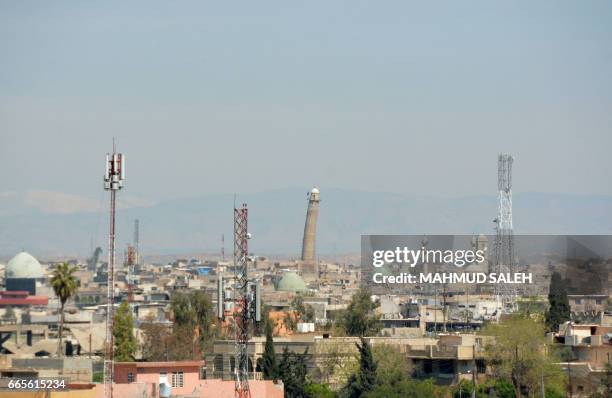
[159,382,172,398]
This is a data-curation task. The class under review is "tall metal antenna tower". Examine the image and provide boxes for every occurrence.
[133,219,140,265]
[103,147,125,398]
[221,234,225,261]
[233,204,251,398]
[494,153,516,311]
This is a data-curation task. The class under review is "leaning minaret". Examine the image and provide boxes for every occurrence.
[301,187,320,275]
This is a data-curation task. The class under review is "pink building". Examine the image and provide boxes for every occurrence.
[113,361,283,398]
[114,361,204,395]
[0,290,48,307]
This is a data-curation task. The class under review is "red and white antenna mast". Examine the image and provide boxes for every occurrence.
[234,203,251,398]
[103,144,125,398]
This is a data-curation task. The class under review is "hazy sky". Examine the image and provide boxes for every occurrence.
[1,1,611,203]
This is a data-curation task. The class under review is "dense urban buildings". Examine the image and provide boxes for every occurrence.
[1,180,610,398]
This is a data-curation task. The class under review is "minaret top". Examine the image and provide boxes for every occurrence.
[309,187,320,201]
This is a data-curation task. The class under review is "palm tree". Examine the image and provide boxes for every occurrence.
[50,263,78,357]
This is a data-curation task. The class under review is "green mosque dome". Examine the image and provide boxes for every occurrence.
[276,272,307,292]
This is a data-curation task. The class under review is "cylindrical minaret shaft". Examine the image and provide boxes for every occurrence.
[301,187,320,270]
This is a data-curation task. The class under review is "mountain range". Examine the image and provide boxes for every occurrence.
[1,188,611,260]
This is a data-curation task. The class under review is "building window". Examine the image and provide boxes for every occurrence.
[476,359,486,374]
[439,360,455,374]
[172,371,184,388]
[574,299,582,304]
[127,372,134,383]
[199,366,206,380]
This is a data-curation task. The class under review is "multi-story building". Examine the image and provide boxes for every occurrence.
[556,321,612,397]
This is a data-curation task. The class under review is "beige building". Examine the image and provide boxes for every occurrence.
[556,321,612,397]
[206,333,490,390]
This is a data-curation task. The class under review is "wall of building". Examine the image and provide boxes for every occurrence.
[114,363,201,396]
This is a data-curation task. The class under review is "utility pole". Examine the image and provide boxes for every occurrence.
[567,359,572,398]
[434,284,438,336]
[442,283,447,333]
[103,144,125,398]
[472,343,477,398]
[466,287,470,330]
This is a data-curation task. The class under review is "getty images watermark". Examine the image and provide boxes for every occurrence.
[361,235,612,293]
[369,245,527,284]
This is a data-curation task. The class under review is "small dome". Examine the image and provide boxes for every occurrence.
[6,252,43,279]
[311,187,320,194]
[276,272,307,292]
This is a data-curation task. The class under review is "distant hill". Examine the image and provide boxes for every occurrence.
[1,188,612,259]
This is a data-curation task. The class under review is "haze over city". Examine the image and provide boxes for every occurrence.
[2,2,612,258]
[1,3,611,398]
[1,1,611,201]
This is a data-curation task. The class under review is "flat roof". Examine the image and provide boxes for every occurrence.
[115,361,205,368]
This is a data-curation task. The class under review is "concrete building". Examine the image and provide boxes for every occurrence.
[206,336,312,381]
[114,360,206,394]
[116,360,284,398]
[2,357,94,382]
[568,294,609,314]
[0,379,283,398]
[207,333,491,390]
[0,324,54,356]
[407,334,487,386]
[0,290,48,308]
[554,321,612,397]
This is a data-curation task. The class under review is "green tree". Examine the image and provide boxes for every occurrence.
[2,306,16,324]
[342,338,377,398]
[488,379,516,398]
[340,287,380,337]
[171,290,214,352]
[140,314,171,361]
[292,294,315,323]
[364,379,443,398]
[50,262,78,357]
[140,312,201,361]
[190,289,214,347]
[92,372,103,383]
[261,315,278,380]
[452,380,475,398]
[278,346,310,398]
[113,301,137,361]
[304,383,337,398]
[470,379,515,398]
[605,298,612,313]
[371,344,408,386]
[590,362,612,398]
[544,272,570,332]
[482,315,566,398]
[285,311,298,332]
[169,323,200,360]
